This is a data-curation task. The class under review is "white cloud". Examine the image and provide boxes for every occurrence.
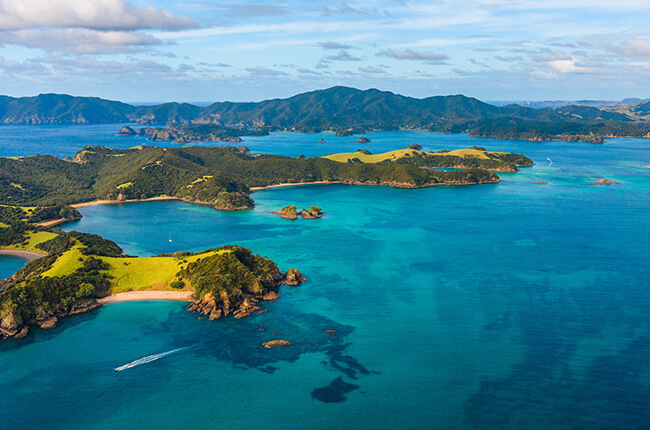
[359,65,388,75]
[0,29,163,54]
[377,48,449,64]
[547,58,590,73]
[318,41,353,50]
[616,40,650,57]
[245,66,290,77]
[0,0,196,31]
[325,50,362,61]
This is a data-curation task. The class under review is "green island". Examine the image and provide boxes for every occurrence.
[271,205,324,220]
[323,146,532,173]
[0,211,305,340]
[135,123,269,144]
[2,87,650,142]
[0,145,532,212]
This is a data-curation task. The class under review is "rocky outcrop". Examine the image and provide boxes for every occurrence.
[273,205,324,219]
[355,137,371,143]
[263,339,291,349]
[283,269,306,286]
[186,267,304,321]
[0,298,100,340]
[271,205,298,219]
[299,206,324,219]
[262,291,279,301]
[116,125,136,136]
[589,179,622,186]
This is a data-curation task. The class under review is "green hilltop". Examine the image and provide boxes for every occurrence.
[0,224,298,340]
[1,87,649,142]
[0,145,532,208]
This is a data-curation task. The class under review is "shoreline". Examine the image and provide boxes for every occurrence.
[71,196,179,209]
[251,179,500,192]
[97,290,193,304]
[40,179,502,215]
[0,249,45,260]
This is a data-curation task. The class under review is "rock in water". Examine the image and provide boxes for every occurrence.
[116,125,136,136]
[284,268,306,286]
[262,340,291,349]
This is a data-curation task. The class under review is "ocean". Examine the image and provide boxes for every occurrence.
[0,127,649,429]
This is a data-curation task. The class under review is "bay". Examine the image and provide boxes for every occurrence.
[0,129,649,429]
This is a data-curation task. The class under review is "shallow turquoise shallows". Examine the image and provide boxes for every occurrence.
[1,130,649,429]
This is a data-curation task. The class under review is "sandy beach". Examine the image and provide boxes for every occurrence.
[97,290,193,304]
[71,196,179,209]
[250,181,338,191]
[37,218,73,227]
[0,249,46,260]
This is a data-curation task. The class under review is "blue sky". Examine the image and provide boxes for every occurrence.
[0,0,649,103]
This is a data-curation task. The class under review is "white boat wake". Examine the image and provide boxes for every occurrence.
[547,157,553,166]
[114,346,192,372]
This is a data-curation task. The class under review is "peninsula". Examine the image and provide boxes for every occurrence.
[0,145,531,212]
[0,222,304,340]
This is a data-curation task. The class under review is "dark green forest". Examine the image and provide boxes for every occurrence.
[0,145,519,208]
[2,87,649,142]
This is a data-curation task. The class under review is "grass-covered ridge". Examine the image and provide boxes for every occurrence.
[0,227,301,340]
[323,146,532,172]
[0,145,530,209]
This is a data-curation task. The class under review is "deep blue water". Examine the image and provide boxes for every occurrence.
[1,129,649,429]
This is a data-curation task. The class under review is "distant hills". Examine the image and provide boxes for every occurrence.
[0,87,649,142]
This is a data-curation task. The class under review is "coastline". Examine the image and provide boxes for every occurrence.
[34,179,502,216]
[250,178,500,192]
[97,290,193,304]
[71,196,179,209]
[0,249,45,260]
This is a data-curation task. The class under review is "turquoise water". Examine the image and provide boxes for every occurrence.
[1,131,650,428]
[0,255,29,280]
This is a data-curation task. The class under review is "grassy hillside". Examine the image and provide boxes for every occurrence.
[0,145,519,208]
[0,228,293,339]
[324,147,532,172]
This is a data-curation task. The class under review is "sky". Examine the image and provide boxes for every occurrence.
[0,0,649,103]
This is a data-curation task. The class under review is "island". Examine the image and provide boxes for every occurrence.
[134,123,268,143]
[0,145,532,214]
[271,205,324,220]
[323,146,533,173]
[0,218,304,340]
[116,125,137,136]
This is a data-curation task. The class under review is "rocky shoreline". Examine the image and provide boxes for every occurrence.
[187,268,306,321]
[0,298,100,340]
[252,177,501,192]
[1,268,306,340]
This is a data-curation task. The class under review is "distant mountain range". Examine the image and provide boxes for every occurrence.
[0,87,648,142]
